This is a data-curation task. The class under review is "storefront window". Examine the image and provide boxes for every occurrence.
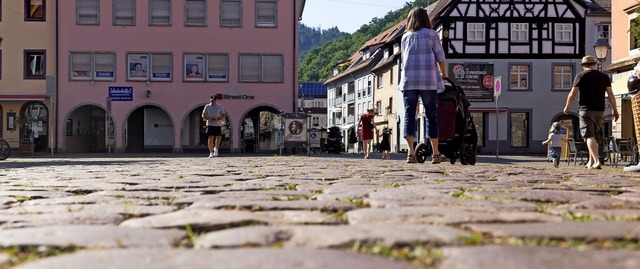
[510,112,528,148]
[470,112,484,147]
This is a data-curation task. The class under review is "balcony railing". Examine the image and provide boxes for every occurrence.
[346,93,355,102]
[346,115,355,124]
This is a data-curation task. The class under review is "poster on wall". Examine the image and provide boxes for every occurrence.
[448,63,495,102]
[184,54,205,81]
[127,54,149,80]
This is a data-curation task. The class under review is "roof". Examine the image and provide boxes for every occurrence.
[298,82,328,96]
[325,20,406,84]
[586,0,611,14]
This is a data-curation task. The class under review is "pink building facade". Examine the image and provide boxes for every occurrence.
[57,0,305,153]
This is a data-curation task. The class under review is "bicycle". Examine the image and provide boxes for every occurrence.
[0,138,10,160]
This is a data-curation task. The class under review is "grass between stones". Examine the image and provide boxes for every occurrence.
[0,246,80,269]
[459,231,640,251]
[349,242,443,269]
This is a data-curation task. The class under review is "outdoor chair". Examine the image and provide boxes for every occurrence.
[566,138,585,165]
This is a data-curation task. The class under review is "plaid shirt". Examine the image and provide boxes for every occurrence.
[399,28,446,91]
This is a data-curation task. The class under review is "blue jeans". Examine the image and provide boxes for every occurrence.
[548,146,561,161]
[403,90,438,139]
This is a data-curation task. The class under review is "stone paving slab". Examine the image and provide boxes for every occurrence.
[195,224,467,249]
[464,221,640,240]
[347,206,564,225]
[440,245,640,269]
[13,248,415,269]
[0,225,185,248]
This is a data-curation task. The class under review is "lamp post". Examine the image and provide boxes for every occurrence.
[594,37,610,72]
[593,36,610,165]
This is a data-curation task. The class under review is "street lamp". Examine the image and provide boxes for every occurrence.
[594,37,610,71]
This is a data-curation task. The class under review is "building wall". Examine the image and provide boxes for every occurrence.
[0,1,56,149]
[57,0,300,153]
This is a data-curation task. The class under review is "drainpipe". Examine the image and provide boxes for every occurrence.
[54,0,59,153]
[293,1,298,113]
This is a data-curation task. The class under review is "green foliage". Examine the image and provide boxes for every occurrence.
[298,0,438,82]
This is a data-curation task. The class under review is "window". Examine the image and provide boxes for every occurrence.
[239,54,283,82]
[150,54,172,81]
[149,0,171,26]
[256,0,276,27]
[367,76,372,95]
[511,23,528,42]
[127,53,173,81]
[470,112,484,147]
[555,23,573,43]
[389,68,393,85]
[510,112,529,148]
[631,20,639,50]
[377,74,383,88]
[553,64,573,90]
[183,53,228,82]
[113,0,135,26]
[77,0,99,25]
[376,101,382,116]
[509,64,529,90]
[24,50,46,79]
[467,23,485,42]
[597,23,610,40]
[185,0,206,26]
[221,0,242,27]
[70,52,116,81]
[25,0,45,21]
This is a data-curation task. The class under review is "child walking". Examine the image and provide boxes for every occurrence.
[542,122,567,167]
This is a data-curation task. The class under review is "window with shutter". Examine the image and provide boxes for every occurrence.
[77,0,99,25]
[25,0,45,21]
[70,53,92,80]
[113,0,135,26]
[262,55,282,82]
[256,0,276,28]
[25,50,46,79]
[207,54,228,82]
[240,54,260,82]
[151,53,172,81]
[185,0,206,26]
[94,53,116,80]
[221,0,241,27]
[149,0,171,26]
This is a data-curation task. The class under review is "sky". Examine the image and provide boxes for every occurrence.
[300,0,410,33]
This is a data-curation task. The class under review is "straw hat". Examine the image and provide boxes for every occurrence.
[580,55,597,65]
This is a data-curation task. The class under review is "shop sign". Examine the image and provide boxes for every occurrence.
[109,87,133,101]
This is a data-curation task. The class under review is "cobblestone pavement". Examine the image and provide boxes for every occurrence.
[0,153,639,269]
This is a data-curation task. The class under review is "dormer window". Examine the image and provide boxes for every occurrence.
[383,48,389,59]
[362,51,370,60]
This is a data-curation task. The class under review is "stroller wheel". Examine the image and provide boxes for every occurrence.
[460,144,476,165]
[415,143,431,163]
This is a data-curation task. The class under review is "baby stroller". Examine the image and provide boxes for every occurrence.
[415,78,478,165]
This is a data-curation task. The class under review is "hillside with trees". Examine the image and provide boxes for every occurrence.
[299,24,349,60]
[299,0,438,82]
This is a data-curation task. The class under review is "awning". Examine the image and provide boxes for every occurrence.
[469,108,508,113]
[340,124,354,130]
[0,95,48,101]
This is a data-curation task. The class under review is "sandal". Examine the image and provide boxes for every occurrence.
[432,154,446,164]
[406,154,417,163]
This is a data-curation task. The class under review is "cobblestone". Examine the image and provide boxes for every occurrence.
[0,153,639,268]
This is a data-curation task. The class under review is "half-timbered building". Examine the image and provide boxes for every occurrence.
[428,0,610,154]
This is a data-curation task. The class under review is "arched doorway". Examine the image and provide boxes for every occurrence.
[65,105,109,153]
[182,106,231,153]
[19,102,49,152]
[126,105,173,153]
[241,106,281,153]
[554,114,579,139]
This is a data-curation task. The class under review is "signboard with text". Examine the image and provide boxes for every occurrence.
[449,63,495,102]
[109,87,133,101]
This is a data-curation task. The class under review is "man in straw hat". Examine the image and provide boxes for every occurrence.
[563,55,619,169]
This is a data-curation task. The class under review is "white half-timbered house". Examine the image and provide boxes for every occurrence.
[428,0,610,154]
